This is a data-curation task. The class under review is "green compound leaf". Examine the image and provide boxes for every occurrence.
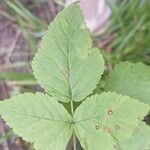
[105,62,150,104]
[32,3,104,102]
[74,92,149,150]
[0,93,72,150]
[119,123,150,150]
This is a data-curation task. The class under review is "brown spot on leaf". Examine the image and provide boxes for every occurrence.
[95,125,100,130]
[104,127,111,133]
[107,108,113,115]
[114,124,121,130]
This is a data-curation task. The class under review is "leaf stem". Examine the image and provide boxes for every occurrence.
[71,100,74,115]
[73,135,76,150]
[70,101,76,150]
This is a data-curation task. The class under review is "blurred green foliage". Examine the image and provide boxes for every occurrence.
[102,0,150,65]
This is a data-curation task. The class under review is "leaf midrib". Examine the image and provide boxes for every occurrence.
[61,12,73,101]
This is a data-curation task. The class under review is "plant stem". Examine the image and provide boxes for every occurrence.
[71,100,74,115]
[70,101,76,150]
[73,135,76,150]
